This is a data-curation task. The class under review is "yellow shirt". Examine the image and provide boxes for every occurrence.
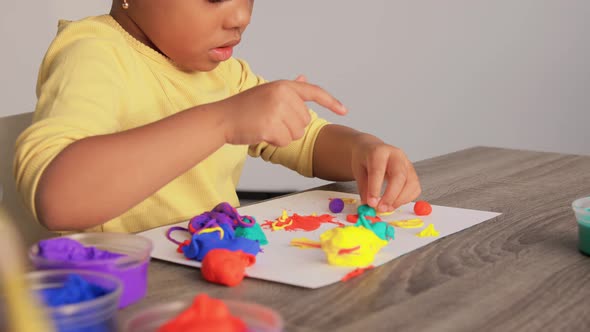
[13,15,328,233]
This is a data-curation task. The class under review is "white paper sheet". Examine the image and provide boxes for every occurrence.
[137,190,501,288]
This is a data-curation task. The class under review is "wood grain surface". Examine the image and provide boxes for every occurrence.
[118,146,590,332]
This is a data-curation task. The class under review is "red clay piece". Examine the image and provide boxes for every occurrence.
[201,249,256,287]
[345,214,382,223]
[158,294,247,332]
[413,201,432,216]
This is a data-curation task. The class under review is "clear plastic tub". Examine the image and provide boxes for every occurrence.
[572,196,590,255]
[27,269,122,332]
[29,233,153,308]
[123,297,284,332]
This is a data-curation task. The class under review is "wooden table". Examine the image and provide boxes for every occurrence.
[118,146,590,332]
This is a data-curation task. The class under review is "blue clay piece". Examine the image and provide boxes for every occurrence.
[329,198,345,213]
[40,274,109,307]
[182,223,261,261]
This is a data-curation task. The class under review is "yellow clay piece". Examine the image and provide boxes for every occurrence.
[331,198,357,204]
[377,210,395,216]
[389,218,424,228]
[197,226,224,239]
[278,209,289,222]
[416,224,440,237]
[341,198,358,204]
[289,237,322,249]
[271,218,292,231]
[320,226,387,267]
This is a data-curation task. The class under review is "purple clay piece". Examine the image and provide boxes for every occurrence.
[34,237,146,309]
[38,238,123,261]
[329,198,345,213]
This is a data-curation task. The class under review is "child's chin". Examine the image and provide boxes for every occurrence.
[177,61,220,73]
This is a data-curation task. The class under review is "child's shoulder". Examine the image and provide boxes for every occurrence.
[41,15,133,71]
[54,15,123,45]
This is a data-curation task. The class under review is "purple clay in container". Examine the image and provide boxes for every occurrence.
[329,198,345,213]
[29,233,153,308]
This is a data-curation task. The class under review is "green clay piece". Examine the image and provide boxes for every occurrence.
[578,222,590,256]
[355,204,395,241]
[235,222,269,245]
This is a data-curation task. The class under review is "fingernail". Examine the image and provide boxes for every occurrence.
[340,103,348,114]
[368,197,378,207]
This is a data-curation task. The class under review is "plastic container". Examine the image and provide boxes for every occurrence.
[27,269,122,332]
[572,196,590,256]
[29,233,153,308]
[123,297,284,332]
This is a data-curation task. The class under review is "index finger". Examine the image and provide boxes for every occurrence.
[291,81,348,116]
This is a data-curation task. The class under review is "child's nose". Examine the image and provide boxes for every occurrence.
[225,0,253,31]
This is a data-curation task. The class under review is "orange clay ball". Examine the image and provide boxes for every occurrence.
[201,249,256,287]
[413,201,432,216]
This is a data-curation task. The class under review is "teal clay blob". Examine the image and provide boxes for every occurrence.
[572,197,590,256]
[355,204,395,241]
[235,222,269,246]
[578,221,590,256]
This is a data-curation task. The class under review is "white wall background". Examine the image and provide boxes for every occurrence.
[2,1,589,192]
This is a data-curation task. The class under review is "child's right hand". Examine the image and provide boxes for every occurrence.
[219,75,348,147]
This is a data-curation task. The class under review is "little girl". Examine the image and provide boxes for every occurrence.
[14,0,421,233]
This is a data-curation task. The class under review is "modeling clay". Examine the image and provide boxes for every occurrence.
[167,202,264,262]
[234,222,268,245]
[33,237,148,309]
[289,238,322,249]
[341,265,374,282]
[188,202,256,234]
[198,226,225,239]
[416,224,440,237]
[201,249,256,287]
[414,201,432,216]
[261,213,344,232]
[278,209,289,221]
[329,198,345,213]
[377,210,395,216]
[288,205,392,267]
[346,214,382,223]
[330,197,357,204]
[320,226,387,267]
[37,238,123,261]
[40,274,109,307]
[158,294,247,332]
[355,205,395,241]
[389,218,424,228]
[180,224,260,261]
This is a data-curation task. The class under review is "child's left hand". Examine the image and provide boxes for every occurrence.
[350,135,421,213]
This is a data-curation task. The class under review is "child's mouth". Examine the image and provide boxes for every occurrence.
[210,46,234,62]
[210,40,240,62]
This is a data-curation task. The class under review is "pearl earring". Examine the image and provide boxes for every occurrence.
[122,0,129,9]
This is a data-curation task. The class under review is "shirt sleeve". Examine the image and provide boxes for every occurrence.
[247,109,328,177]
[13,38,125,221]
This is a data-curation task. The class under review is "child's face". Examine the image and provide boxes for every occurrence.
[118,0,254,72]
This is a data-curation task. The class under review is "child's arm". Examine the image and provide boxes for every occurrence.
[34,79,346,231]
[35,105,227,231]
[313,124,421,213]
